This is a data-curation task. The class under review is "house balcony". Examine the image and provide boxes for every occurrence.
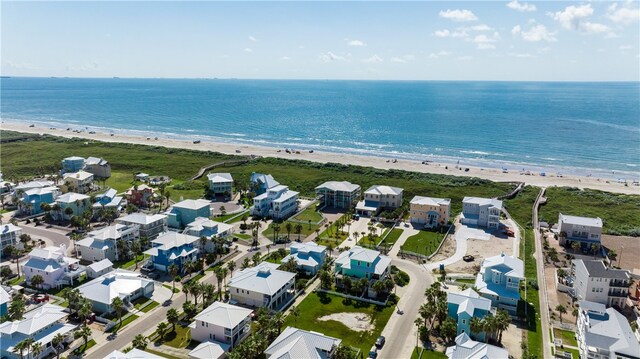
[608,289,628,297]
[609,280,629,288]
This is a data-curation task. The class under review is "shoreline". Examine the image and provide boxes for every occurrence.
[2,121,639,195]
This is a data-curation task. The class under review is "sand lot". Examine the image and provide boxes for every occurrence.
[601,234,640,273]
[318,312,374,332]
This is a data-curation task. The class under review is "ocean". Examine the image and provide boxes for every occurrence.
[1,77,639,178]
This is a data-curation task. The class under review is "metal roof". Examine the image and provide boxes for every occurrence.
[445,333,509,359]
[228,262,296,296]
[410,196,451,206]
[77,269,153,306]
[462,197,503,210]
[315,181,360,193]
[207,172,233,183]
[364,185,403,196]
[559,213,603,227]
[573,259,630,280]
[264,327,341,359]
[193,301,252,329]
[188,341,229,359]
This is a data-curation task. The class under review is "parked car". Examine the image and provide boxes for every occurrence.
[375,336,386,348]
[368,346,378,358]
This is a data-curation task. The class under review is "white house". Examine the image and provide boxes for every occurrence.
[251,185,299,220]
[117,213,168,240]
[558,213,603,248]
[474,253,524,315]
[572,259,631,308]
[445,333,509,359]
[207,173,234,197]
[577,300,640,359]
[1,223,23,253]
[21,245,82,289]
[0,304,76,359]
[84,156,111,178]
[356,185,403,217]
[190,301,252,348]
[86,258,114,279]
[76,224,140,262]
[228,262,296,311]
[77,269,154,314]
[281,241,327,275]
[264,327,342,359]
[461,197,503,229]
[188,341,229,359]
[315,181,361,209]
[63,170,94,194]
[185,217,234,252]
[105,349,164,359]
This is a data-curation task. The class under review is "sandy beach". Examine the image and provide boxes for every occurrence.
[3,121,639,195]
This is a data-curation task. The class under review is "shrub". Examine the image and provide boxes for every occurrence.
[296,279,308,289]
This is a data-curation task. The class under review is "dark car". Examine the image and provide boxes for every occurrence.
[375,336,386,348]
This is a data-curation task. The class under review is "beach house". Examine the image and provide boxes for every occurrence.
[167,199,211,229]
[461,197,503,229]
[77,269,154,314]
[576,300,640,359]
[251,185,299,220]
[264,327,342,359]
[185,217,234,252]
[445,333,509,359]
[249,172,280,195]
[13,180,55,194]
[0,304,76,359]
[84,156,111,178]
[280,241,326,275]
[571,259,630,308]
[558,213,603,249]
[1,223,23,253]
[189,301,253,349]
[410,196,451,228]
[228,262,296,311]
[21,245,83,289]
[315,181,361,209]
[125,184,155,208]
[0,287,9,317]
[61,156,86,173]
[76,223,140,262]
[86,258,114,279]
[207,173,234,198]
[18,186,59,215]
[92,188,124,214]
[334,246,391,284]
[53,192,91,220]
[63,170,94,194]
[144,232,199,273]
[447,289,493,341]
[356,185,403,217]
[474,253,524,314]
[117,213,168,239]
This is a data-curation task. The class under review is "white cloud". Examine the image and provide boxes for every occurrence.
[606,3,640,24]
[280,56,292,60]
[362,55,383,63]
[507,0,537,12]
[248,36,257,42]
[319,52,348,62]
[439,9,478,22]
[549,4,613,35]
[4,60,40,70]
[428,51,452,59]
[390,55,416,63]
[434,29,450,37]
[347,39,366,47]
[469,24,492,31]
[243,48,253,53]
[477,43,496,50]
[451,30,469,38]
[456,55,473,61]
[513,24,557,42]
[508,52,535,58]
[619,44,633,50]
[471,32,500,50]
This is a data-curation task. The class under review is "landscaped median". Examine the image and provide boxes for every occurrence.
[282,291,394,356]
[106,313,140,333]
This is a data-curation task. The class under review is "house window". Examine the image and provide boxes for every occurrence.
[462,319,466,324]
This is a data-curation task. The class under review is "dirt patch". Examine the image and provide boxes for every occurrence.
[318,312,374,332]
[436,236,514,275]
[601,234,640,272]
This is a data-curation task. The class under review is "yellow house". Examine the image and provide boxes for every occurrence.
[410,196,451,228]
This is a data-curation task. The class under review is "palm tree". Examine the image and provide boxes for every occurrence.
[494,310,511,344]
[132,239,142,269]
[167,308,180,332]
[227,260,236,275]
[556,304,567,324]
[607,249,618,267]
[353,231,359,242]
[591,243,601,258]
[326,243,334,257]
[156,322,168,341]
[30,274,44,293]
[199,236,208,254]
[13,337,34,359]
[52,333,65,359]
[295,223,302,241]
[191,282,202,306]
[285,222,292,241]
[213,266,225,299]
[242,257,251,269]
[291,305,300,323]
[111,297,125,329]
[418,302,433,328]
[11,247,22,277]
[571,241,581,253]
[132,334,148,349]
[470,317,485,340]
[74,325,92,349]
[31,341,44,359]
[168,264,179,297]
[252,252,261,266]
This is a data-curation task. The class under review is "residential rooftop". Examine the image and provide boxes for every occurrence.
[117,213,167,225]
[578,300,640,358]
[192,301,252,329]
[77,269,153,306]
[462,197,503,210]
[573,259,630,280]
[410,196,451,206]
[207,172,233,183]
[171,198,211,210]
[315,181,360,192]
[559,213,603,227]
[264,326,342,359]
[445,333,509,359]
[56,192,90,203]
[365,185,403,196]
[228,262,296,296]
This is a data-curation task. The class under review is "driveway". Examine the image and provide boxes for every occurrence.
[150,284,173,304]
[20,224,71,249]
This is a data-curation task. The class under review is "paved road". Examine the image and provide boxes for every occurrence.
[20,224,71,249]
[532,187,553,359]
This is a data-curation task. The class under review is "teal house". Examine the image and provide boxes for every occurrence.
[474,253,524,315]
[166,199,211,229]
[61,156,85,173]
[447,288,492,341]
[53,192,91,220]
[19,187,59,215]
[334,246,391,281]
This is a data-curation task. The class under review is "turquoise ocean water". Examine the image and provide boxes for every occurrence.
[1,77,639,179]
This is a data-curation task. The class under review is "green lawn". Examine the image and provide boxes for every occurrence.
[418,348,447,359]
[158,324,192,348]
[163,284,180,293]
[554,328,578,347]
[8,276,24,286]
[282,292,394,356]
[382,228,404,246]
[145,349,182,359]
[113,254,146,270]
[233,232,252,240]
[105,171,136,193]
[263,250,290,264]
[263,220,320,241]
[401,230,445,256]
[108,314,140,333]
[316,216,349,246]
[539,187,640,236]
[140,300,160,313]
[132,296,152,309]
[455,278,475,284]
[72,339,96,355]
[292,207,324,223]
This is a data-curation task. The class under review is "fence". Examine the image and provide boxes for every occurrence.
[315,288,388,306]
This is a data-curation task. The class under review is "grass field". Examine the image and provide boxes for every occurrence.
[263,220,320,241]
[401,230,445,256]
[316,216,350,246]
[282,292,394,356]
[554,328,578,347]
[159,324,192,348]
[72,339,96,355]
[382,228,404,246]
[108,314,140,333]
[292,207,324,223]
[139,300,160,313]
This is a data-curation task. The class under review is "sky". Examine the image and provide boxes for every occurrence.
[2,1,639,81]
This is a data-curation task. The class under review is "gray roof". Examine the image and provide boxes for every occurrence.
[148,232,199,250]
[77,269,153,306]
[251,173,280,189]
[0,304,76,353]
[447,289,492,317]
[573,259,630,280]
[172,199,211,210]
[63,170,94,181]
[315,181,360,193]
[559,213,603,227]
[57,192,90,203]
[207,172,233,183]
[264,327,341,359]
[117,213,167,225]
[445,333,509,359]
[188,341,229,359]
[290,242,326,254]
[481,253,524,279]
[578,301,640,357]
[104,348,165,359]
[228,262,296,296]
[463,197,503,210]
[365,185,403,196]
[15,180,55,191]
[193,301,252,329]
[410,196,451,206]
[87,258,113,273]
[85,156,108,165]
[87,224,138,241]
